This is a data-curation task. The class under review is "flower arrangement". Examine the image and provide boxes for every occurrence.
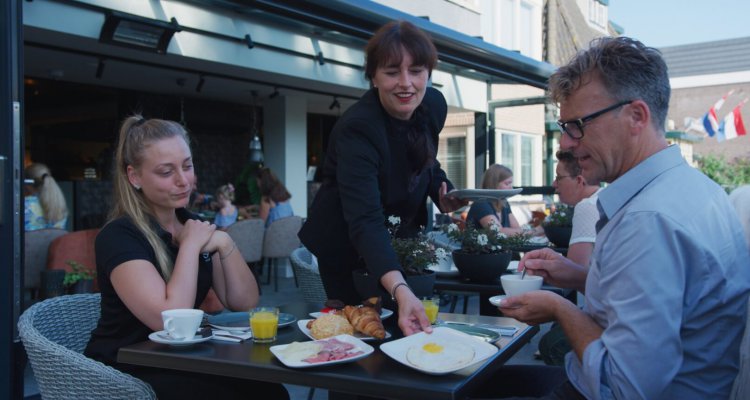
[443,221,511,254]
[543,204,574,227]
[387,216,447,276]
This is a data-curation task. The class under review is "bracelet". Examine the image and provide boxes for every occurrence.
[219,242,236,260]
[390,282,410,302]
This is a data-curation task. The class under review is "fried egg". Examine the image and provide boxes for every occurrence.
[406,339,475,373]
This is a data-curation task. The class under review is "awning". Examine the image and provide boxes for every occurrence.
[189,0,557,89]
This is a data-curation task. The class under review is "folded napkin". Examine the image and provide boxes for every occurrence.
[211,329,252,343]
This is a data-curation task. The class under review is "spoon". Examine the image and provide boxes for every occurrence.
[520,267,527,280]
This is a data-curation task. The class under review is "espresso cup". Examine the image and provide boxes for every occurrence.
[161,309,204,340]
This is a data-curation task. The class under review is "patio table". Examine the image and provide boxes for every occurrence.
[118,302,539,400]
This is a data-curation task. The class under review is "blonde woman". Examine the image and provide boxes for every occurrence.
[24,163,68,231]
[213,183,238,229]
[84,115,288,399]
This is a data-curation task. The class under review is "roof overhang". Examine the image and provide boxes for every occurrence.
[188,0,556,89]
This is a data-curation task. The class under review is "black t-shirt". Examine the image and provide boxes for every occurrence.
[466,200,511,229]
[84,209,212,366]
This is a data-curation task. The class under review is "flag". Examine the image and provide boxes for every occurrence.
[684,117,706,134]
[702,90,734,136]
[718,99,747,141]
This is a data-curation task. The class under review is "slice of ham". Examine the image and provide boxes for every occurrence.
[302,338,364,363]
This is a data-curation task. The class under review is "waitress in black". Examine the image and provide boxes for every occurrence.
[299,20,465,336]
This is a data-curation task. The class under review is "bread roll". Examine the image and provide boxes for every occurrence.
[309,313,354,340]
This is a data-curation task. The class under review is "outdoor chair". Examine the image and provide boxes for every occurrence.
[730,296,750,399]
[290,246,327,304]
[226,218,265,292]
[24,228,67,305]
[261,216,303,291]
[18,293,156,399]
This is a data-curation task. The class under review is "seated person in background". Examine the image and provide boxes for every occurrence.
[538,150,602,366]
[257,167,294,227]
[729,184,750,250]
[24,163,69,231]
[466,164,543,235]
[213,183,238,229]
[84,115,288,400]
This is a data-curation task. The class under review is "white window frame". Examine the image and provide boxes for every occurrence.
[490,0,543,60]
[495,130,543,186]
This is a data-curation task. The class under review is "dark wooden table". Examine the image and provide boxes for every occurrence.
[118,302,539,400]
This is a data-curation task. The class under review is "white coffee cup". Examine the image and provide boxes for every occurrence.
[501,274,543,297]
[161,309,204,340]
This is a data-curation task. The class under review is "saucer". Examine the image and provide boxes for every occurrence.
[149,330,213,346]
[488,295,521,309]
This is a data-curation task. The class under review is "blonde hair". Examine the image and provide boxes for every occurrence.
[25,163,68,224]
[110,115,191,281]
[215,183,235,203]
[480,164,513,209]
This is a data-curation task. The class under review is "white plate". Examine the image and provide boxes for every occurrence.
[270,334,374,368]
[148,330,213,346]
[507,261,519,272]
[447,188,523,201]
[297,319,391,341]
[488,295,521,309]
[207,311,296,332]
[488,295,507,307]
[380,327,498,375]
[309,308,393,321]
[427,263,460,278]
[528,236,549,245]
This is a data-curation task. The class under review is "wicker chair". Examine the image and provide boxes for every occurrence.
[290,247,327,304]
[18,294,156,399]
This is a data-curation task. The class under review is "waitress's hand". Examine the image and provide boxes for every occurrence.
[396,289,433,336]
[175,219,216,251]
[439,182,467,212]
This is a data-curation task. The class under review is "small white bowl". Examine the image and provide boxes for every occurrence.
[500,274,543,297]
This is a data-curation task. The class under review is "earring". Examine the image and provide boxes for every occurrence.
[134,185,141,191]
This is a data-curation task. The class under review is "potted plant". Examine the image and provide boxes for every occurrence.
[63,260,96,294]
[352,216,447,306]
[542,205,574,248]
[444,221,514,283]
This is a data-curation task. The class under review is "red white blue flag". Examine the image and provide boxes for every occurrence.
[717,99,747,142]
[702,91,734,137]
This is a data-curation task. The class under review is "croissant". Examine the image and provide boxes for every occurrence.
[343,305,386,339]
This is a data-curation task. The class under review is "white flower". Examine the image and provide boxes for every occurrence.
[477,234,488,246]
[489,223,500,233]
[559,212,566,217]
[435,247,447,259]
[498,232,508,239]
[447,223,458,233]
[388,215,401,225]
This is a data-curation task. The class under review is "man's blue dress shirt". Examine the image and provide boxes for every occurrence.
[567,145,750,399]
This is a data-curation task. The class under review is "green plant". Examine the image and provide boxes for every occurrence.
[443,221,512,254]
[386,216,447,276]
[543,205,574,227]
[62,260,96,286]
[695,154,750,193]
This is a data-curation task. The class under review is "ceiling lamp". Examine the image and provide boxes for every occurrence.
[248,91,264,165]
[100,11,180,54]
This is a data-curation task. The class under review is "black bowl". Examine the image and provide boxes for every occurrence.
[452,250,512,283]
[543,226,572,248]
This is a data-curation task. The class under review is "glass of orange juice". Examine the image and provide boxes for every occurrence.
[249,306,279,343]
[421,296,440,324]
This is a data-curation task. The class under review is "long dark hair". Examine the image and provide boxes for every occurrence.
[256,167,291,203]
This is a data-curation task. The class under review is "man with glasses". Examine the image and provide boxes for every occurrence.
[480,37,750,399]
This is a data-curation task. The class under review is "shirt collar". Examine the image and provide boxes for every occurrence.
[597,145,684,221]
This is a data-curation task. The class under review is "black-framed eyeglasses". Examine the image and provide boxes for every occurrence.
[557,100,633,139]
[554,175,572,183]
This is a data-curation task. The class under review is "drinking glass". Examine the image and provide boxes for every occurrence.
[421,296,440,324]
[250,306,279,343]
